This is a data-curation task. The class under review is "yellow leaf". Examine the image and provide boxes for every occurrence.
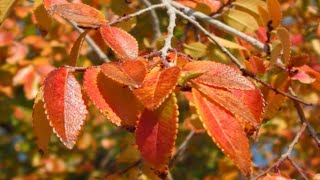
[223,9,259,34]
[183,42,207,58]
[233,0,267,26]
[209,35,247,50]
[0,0,18,24]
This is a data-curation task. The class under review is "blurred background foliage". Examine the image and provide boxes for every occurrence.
[0,0,320,179]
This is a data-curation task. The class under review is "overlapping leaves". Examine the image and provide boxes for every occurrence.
[31,0,266,177]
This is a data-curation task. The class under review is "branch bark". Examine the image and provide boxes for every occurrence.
[254,123,308,180]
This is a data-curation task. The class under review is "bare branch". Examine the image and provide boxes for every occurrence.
[169,131,195,168]
[169,1,265,51]
[172,5,311,106]
[108,3,165,26]
[140,0,162,47]
[172,8,245,70]
[290,88,320,147]
[69,21,110,62]
[254,123,307,180]
[160,0,177,67]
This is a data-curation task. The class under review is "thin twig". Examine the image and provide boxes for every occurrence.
[169,131,195,168]
[118,159,143,175]
[160,0,177,67]
[172,7,245,70]
[69,21,110,62]
[210,0,235,18]
[140,0,162,47]
[172,6,311,106]
[169,1,265,51]
[249,76,311,106]
[108,3,165,26]
[290,88,320,147]
[287,157,309,180]
[253,123,307,180]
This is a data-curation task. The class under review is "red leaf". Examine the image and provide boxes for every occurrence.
[194,83,258,129]
[245,56,266,75]
[43,67,88,149]
[134,67,181,110]
[32,86,52,153]
[136,93,178,170]
[183,61,255,90]
[230,88,265,135]
[100,25,138,60]
[101,59,147,88]
[49,3,107,28]
[83,67,142,130]
[192,89,251,175]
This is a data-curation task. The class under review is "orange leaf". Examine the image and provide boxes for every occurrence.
[266,0,282,28]
[183,61,255,90]
[69,30,89,66]
[100,25,138,60]
[134,67,181,110]
[245,56,266,75]
[136,93,178,171]
[49,3,107,28]
[194,83,259,129]
[192,89,251,175]
[83,67,142,130]
[43,67,88,149]
[43,0,67,9]
[101,59,147,88]
[277,27,291,65]
[263,72,290,119]
[32,86,52,153]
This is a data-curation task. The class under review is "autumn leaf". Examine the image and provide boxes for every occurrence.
[223,9,259,34]
[245,56,266,75]
[33,0,52,34]
[134,67,181,110]
[101,59,147,88]
[263,72,290,119]
[0,0,18,24]
[183,61,255,90]
[192,89,251,175]
[136,93,178,172]
[100,25,139,60]
[69,30,89,66]
[83,67,142,130]
[43,67,88,149]
[32,86,52,153]
[267,0,282,28]
[48,3,107,28]
[193,82,259,129]
[277,27,291,65]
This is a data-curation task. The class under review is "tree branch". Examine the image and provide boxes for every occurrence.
[108,3,165,26]
[140,0,162,47]
[69,21,110,62]
[169,131,195,168]
[169,1,265,51]
[160,0,177,67]
[290,88,320,147]
[172,5,311,106]
[254,123,308,180]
